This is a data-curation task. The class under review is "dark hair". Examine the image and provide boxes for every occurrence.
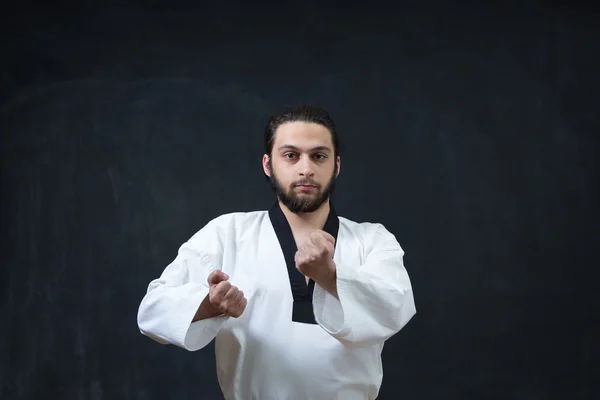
[263,104,342,158]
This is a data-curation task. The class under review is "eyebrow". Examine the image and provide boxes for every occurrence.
[278,145,332,153]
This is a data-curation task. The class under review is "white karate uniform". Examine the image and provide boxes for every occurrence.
[137,202,416,400]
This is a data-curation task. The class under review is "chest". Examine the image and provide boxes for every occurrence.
[220,223,364,297]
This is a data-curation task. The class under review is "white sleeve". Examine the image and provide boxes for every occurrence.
[313,224,416,348]
[137,218,230,352]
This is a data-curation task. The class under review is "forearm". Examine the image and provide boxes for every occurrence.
[313,264,338,299]
[138,282,230,352]
[313,259,416,348]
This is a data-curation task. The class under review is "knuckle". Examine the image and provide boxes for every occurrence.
[219,282,231,292]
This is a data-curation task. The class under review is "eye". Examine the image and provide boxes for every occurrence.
[313,153,327,161]
[283,153,297,159]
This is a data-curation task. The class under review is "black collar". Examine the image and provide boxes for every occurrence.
[268,201,340,324]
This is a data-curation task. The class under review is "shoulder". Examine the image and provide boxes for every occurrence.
[338,215,396,240]
[205,210,268,228]
[338,215,403,253]
[187,210,268,243]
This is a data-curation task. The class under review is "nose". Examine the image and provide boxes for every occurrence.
[298,155,315,177]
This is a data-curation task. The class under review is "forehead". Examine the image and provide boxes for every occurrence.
[273,121,333,150]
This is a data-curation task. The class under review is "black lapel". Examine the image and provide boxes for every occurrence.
[268,201,340,324]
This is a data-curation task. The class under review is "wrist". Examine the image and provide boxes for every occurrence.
[193,294,224,322]
[315,261,338,298]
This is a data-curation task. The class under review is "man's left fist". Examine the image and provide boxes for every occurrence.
[295,230,336,282]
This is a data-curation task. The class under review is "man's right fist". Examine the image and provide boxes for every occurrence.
[207,270,247,318]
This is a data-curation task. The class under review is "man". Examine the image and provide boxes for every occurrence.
[137,104,416,400]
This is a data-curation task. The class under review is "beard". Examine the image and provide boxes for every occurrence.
[268,160,337,214]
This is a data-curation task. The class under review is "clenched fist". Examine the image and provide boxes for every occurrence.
[207,270,247,318]
[295,230,336,283]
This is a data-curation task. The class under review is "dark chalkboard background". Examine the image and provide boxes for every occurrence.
[2,1,598,399]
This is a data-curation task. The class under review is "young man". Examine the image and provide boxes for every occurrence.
[137,105,417,400]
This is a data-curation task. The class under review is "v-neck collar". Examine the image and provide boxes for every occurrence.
[268,201,340,324]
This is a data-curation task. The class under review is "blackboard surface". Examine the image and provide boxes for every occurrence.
[2,1,598,399]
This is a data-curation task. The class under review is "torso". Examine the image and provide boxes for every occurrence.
[205,210,383,400]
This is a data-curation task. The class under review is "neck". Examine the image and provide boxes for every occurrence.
[279,200,331,232]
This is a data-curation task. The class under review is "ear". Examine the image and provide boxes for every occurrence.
[335,156,341,178]
[262,154,271,177]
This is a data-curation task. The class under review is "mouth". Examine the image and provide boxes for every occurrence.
[295,184,317,191]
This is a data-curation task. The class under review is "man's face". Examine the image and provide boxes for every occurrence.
[263,121,340,214]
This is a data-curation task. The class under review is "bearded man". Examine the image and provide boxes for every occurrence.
[137,104,417,400]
